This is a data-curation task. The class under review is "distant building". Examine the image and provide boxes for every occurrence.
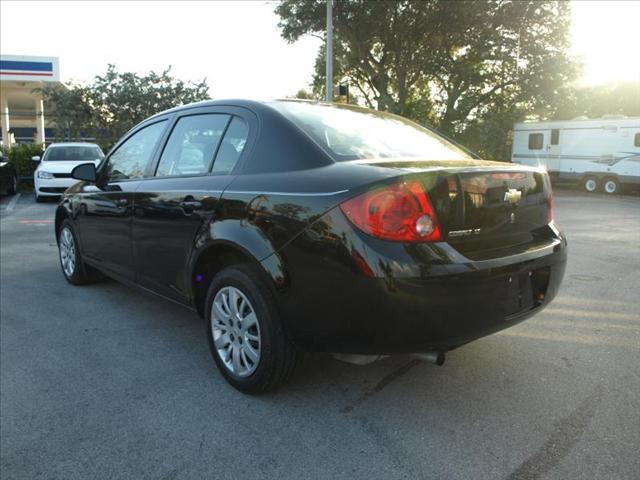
[0,55,61,148]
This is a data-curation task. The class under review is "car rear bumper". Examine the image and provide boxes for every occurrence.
[340,245,565,354]
[273,209,567,354]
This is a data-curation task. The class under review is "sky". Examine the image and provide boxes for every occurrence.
[0,1,322,99]
[570,0,640,86]
[1,0,639,98]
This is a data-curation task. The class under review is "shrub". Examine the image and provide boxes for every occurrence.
[1,144,45,177]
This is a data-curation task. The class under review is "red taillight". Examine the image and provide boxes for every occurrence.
[545,174,554,223]
[339,180,442,242]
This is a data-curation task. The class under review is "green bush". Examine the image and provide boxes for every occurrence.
[1,144,45,177]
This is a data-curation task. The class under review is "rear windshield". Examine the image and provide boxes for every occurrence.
[44,146,104,161]
[270,101,470,161]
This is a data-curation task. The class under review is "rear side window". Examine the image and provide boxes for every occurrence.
[269,101,470,161]
[156,114,230,177]
[528,133,543,150]
[212,117,249,174]
[550,129,560,145]
[635,132,640,147]
[105,121,166,181]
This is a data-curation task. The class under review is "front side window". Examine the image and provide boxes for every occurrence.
[45,146,104,161]
[212,117,249,173]
[105,121,167,181]
[528,133,543,150]
[269,101,470,161]
[156,114,230,177]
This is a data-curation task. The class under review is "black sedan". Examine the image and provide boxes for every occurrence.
[0,154,18,196]
[55,100,567,393]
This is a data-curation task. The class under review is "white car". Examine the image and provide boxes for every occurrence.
[33,143,104,202]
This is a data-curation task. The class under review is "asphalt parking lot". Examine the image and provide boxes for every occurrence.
[1,189,639,480]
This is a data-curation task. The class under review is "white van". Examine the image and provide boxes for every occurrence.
[511,117,640,193]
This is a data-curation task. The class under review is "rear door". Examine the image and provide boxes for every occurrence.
[75,119,168,280]
[132,107,252,302]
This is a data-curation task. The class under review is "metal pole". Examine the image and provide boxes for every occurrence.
[325,0,333,103]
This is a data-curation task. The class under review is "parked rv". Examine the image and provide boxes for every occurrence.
[511,116,640,194]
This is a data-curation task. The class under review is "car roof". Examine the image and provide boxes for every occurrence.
[146,98,336,120]
[107,98,337,174]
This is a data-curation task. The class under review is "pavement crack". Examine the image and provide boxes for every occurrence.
[507,385,604,480]
[341,359,421,414]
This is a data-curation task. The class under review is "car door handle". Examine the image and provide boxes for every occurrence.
[180,197,202,214]
[180,200,202,208]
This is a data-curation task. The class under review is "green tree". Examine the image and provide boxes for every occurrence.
[40,65,210,147]
[37,83,96,141]
[91,64,210,144]
[555,81,640,120]
[276,0,578,159]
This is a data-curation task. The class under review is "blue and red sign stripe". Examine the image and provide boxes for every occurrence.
[0,60,54,77]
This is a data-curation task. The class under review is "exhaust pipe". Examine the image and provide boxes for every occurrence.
[411,351,445,366]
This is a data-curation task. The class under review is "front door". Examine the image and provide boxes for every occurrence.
[75,120,168,280]
[132,111,250,303]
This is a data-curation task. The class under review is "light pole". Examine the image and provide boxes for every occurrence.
[325,0,333,103]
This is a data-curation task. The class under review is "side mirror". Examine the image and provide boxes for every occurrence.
[32,156,41,162]
[71,162,97,182]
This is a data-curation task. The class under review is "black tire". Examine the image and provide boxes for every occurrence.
[602,177,619,195]
[7,175,17,195]
[205,264,297,394]
[583,176,599,193]
[57,219,98,285]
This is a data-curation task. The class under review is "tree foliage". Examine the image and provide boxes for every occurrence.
[38,83,95,142]
[290,88,318,100]
[556,81,640,119]
[276,0,579,159]
[40,65,210,147]
[91,65,210,144]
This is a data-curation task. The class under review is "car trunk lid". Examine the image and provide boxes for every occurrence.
[355,159,553,257]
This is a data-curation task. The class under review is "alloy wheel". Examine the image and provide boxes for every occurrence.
[59,227,76,277]
[584,178,597,192]
[211,286,261,377]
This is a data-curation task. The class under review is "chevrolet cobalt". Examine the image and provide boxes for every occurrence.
[55,100,567,393]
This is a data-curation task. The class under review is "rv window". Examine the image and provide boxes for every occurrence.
[635,133,640,147]
[528,133,543,150]
[551,129,560,145]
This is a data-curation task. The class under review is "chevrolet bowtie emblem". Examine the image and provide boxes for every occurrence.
[503,189,522,204]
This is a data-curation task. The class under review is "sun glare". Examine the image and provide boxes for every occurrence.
[571,0,640,86]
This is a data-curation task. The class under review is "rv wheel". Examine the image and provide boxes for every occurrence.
[583,177,598,193]
[603,178,619,195]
